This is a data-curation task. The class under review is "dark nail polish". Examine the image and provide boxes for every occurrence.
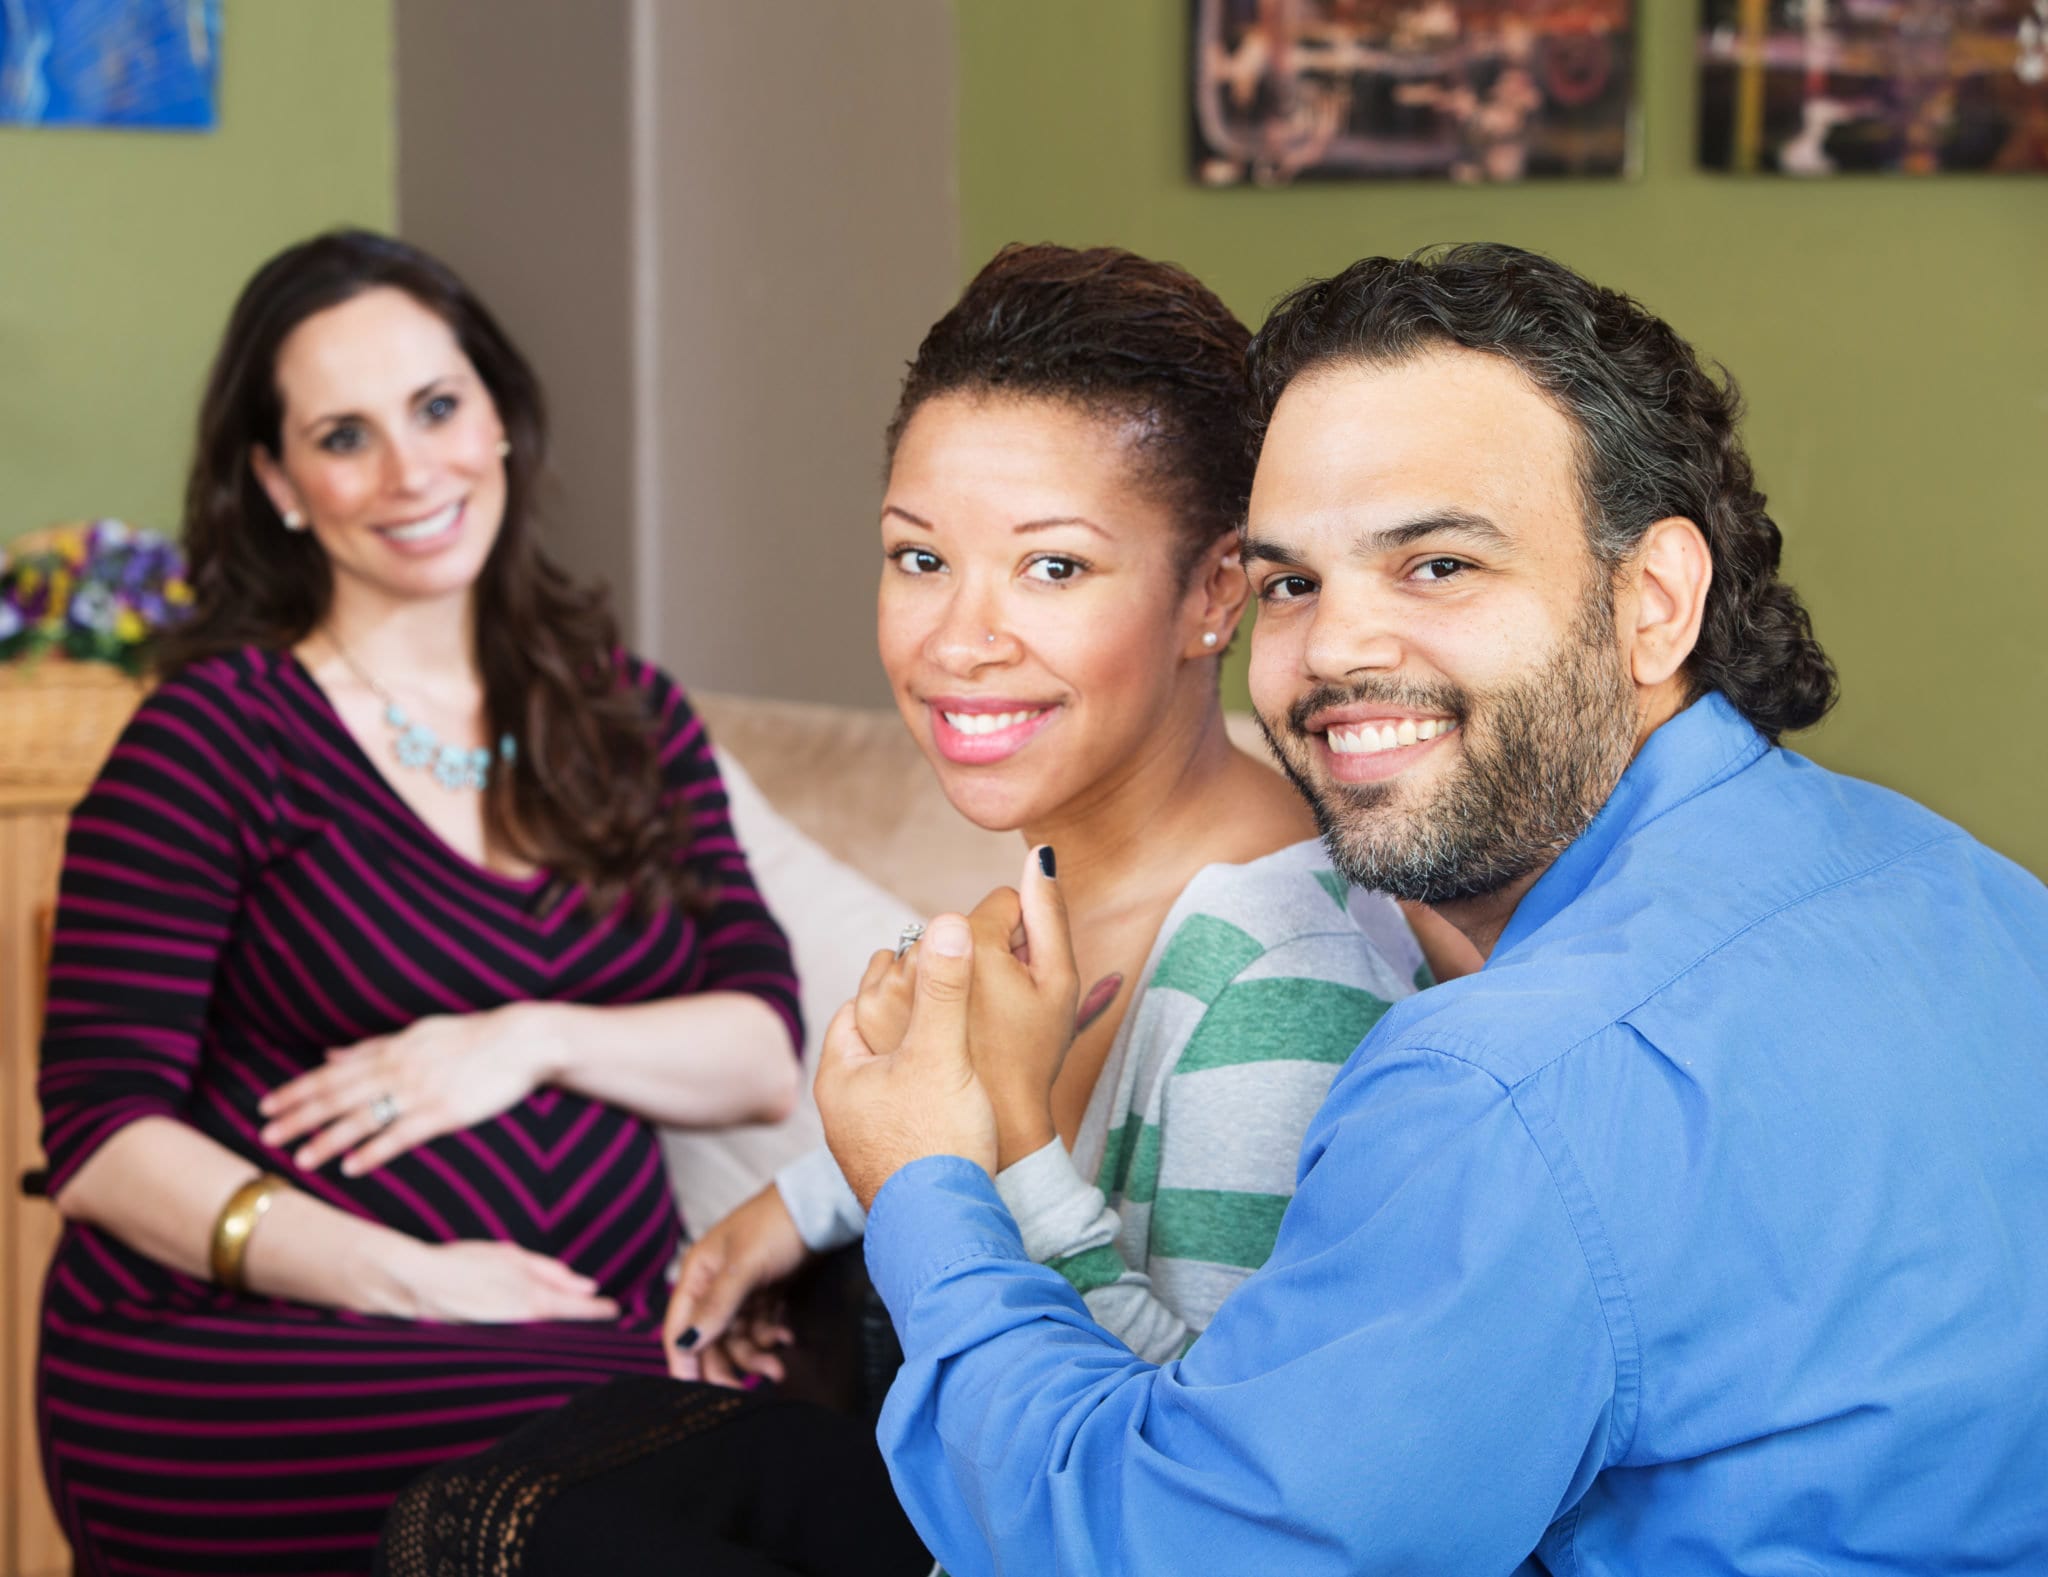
[1038,845,1057,879]
[675,1326,699,1349]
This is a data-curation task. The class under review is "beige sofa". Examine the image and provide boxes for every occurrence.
[665,693,1272,1230]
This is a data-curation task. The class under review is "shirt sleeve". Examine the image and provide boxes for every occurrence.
[865,1044,1625,1576]
[773,1144,867,1253]
[995,1139,1192,1363]
[651,671,803,1056]
[38,667,274,1192]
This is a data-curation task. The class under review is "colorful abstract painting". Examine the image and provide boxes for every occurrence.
[1700,0,2048,174]
[1,0,221,130]
[1191,1,1637,185]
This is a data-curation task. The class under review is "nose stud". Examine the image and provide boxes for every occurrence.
[985,632,997,644]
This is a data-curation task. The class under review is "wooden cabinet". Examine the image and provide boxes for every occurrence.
[3,789,77,1577]
[2,662,142,1577]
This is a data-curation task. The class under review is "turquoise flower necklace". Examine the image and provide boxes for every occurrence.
[330,638,515,793]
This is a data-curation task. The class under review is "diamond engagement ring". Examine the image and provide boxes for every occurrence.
[367,1093,401,1131]
[894,922,926,960]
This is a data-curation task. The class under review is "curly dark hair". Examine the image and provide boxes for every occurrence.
[156,229,705,917]
[1247,243,1837,742]
[886,242,1254,576]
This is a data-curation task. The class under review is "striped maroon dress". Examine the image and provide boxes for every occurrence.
[35,648,801,1576]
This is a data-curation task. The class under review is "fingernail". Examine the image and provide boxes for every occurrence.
[927,916,971,957]
[341,1156,361,1177]
[675,1326,700,1349]
[294,1148,313,1169]
[1038,845,1057,879]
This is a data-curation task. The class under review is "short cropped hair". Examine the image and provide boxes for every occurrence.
[1247,243,1837,742]
[887,243,1254,574]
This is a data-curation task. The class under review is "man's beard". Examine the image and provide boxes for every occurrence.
[1258,585,1639,906]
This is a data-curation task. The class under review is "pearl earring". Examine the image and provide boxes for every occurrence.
[495,439,511,458]
[282,509,306,532]
[1201,631,1218,648]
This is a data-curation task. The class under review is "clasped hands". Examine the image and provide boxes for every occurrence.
[665,847,1079,1383]
[828,846,1082,1194]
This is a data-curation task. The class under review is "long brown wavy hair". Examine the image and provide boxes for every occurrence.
[156,229,703,916]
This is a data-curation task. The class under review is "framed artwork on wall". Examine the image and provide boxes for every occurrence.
[1191,0,1637,186]
[0,0,221,130]
[1699,0,2048,175]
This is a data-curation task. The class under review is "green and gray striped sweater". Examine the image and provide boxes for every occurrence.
[994,838,1428,1362]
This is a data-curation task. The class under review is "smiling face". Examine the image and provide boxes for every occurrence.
[878,393,1221,833]
[1245,348,1641,905]
[250,286,508,620]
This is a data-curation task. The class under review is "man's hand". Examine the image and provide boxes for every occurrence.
[817,914,999,1210]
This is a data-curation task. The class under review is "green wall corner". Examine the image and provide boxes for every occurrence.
[0,0,395,545]
[956,0,2047,875]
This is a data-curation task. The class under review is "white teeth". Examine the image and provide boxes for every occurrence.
[942,709,1044,736]
[1325,719,1455,755]
[383,502,461,543]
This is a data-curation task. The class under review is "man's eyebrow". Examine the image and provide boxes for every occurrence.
[1355,509,1512,557]
[1239,535,1307,570]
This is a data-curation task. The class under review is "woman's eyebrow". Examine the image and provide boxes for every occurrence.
[1013,515,1107,538]
[882,504,934,530]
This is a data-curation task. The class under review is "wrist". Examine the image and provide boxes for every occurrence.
[498,1000,573,1088]
[993,1099,1057,1172]
[352,1228,432,1319]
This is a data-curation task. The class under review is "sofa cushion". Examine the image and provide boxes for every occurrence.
[660,748,921,1230]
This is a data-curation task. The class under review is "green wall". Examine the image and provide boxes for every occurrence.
[0,0,394,543]
[958,1,2047,876]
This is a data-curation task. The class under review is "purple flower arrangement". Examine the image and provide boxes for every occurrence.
[0,521,193,676]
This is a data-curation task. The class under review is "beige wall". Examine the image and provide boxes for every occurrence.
[642,3,958,704]
[395,0,959,705]
[395,0,640,612]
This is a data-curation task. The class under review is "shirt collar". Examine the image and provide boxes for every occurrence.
[1489,691,1770,963]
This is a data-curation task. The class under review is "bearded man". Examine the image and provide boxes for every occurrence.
[814,245,2048,1575]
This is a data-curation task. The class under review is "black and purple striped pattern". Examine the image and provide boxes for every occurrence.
[36,648,800,1575]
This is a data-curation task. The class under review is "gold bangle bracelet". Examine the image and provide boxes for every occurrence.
[209,1172,289,1292]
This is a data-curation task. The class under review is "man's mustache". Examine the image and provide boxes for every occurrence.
[1280,679,1471,740]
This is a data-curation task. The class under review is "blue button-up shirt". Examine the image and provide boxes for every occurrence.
[864,693,2048,1575]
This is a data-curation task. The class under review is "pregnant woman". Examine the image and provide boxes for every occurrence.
[35,230,801,1575]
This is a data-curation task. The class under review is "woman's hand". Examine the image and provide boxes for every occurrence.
[959,850,1080,1168]
[259,1005,557,1176]
[664,1183,811,1385]
[383,1238,620,1324]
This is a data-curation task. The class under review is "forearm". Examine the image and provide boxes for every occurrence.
[866,1063,1620,1577]
[520,993,798,1129]
[995,1140,1192,1363]
[54,1115,424,1315]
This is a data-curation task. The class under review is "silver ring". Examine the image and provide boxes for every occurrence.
[893,921,926,960]
[367,1093,401,1130]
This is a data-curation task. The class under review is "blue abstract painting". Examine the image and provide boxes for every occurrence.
[1,0,221,129]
